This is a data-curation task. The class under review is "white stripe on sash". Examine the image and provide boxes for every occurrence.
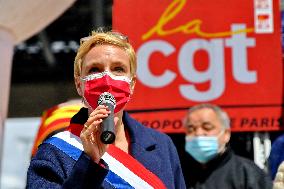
[102,153,153,189]
[53,131,83,151]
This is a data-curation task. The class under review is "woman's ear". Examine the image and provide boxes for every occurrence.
[75,76,83,96]
[130,75,136,94]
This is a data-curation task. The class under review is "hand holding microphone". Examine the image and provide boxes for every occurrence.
[97,92,116,144]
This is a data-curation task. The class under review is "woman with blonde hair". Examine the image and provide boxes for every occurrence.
[26,29,185,189]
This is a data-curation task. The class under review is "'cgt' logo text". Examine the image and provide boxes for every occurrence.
[136,0,257,102]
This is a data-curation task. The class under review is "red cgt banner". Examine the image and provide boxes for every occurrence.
[113,0,283,133]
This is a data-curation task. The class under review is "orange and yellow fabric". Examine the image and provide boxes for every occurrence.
[31,100,82,157]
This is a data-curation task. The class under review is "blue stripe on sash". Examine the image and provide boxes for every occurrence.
[44,137,82,161]
[105,171,134,189]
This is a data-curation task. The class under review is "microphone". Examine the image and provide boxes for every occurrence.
[97,92,116,144]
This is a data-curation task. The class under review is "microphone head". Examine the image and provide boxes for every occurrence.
[98,92,116,107]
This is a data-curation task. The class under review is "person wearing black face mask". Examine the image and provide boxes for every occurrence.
[26,29,186,189]
[181,103,273,189]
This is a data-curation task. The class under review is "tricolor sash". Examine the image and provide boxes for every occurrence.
[44,123,166,189]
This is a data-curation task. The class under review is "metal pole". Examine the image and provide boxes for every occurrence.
[38,31,56,68]
[91,0,104,28]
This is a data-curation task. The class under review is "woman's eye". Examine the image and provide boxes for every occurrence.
[113,67,125,73]
[89,67,100,74]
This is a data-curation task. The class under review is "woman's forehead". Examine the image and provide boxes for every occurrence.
[85,44,128,58]
[83,45,130,65]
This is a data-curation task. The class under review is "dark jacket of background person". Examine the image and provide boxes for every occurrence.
[273,161,284,189]
[181,147,273,189]
[269,134,284,180]
[27,108,186,189]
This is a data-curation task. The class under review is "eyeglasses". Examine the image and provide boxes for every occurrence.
[80,31,129,45]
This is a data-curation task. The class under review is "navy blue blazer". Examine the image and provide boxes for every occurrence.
[27,108,186,189]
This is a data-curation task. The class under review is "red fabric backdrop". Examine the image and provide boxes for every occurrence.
[113,0,283,133]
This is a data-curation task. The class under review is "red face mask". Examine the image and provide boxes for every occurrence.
[81,71,132,113]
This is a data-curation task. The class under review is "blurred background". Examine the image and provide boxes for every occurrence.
[1,1,112,188]
[9,0,112,117]
[1,0,284,188]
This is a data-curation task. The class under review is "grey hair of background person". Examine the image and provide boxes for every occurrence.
[184,103,230,129]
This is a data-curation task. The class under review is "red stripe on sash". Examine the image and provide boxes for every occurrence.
[107,145,166,189]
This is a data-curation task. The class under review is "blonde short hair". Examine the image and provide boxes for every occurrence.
[74,29,137,79]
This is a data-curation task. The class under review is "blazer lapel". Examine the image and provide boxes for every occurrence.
[123,112,162,175]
